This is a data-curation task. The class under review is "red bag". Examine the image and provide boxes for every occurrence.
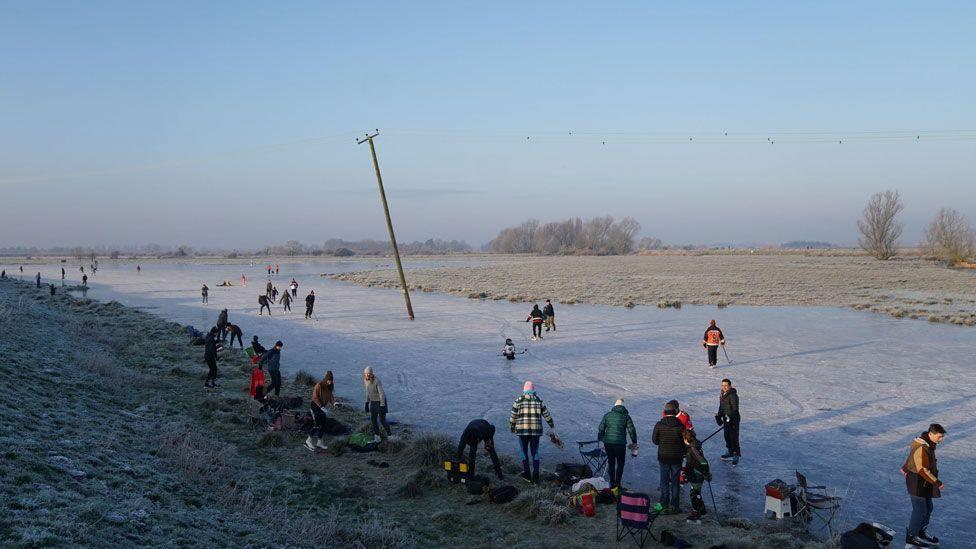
[251,354,261,365]
[579,492,596,517]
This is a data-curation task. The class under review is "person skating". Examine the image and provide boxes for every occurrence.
[136,265,141,273]
[201,284,209,304]
[275,264,279,276]
[203,327,221,388]
[258,294,272,316]
[259,341,283,397]
[271,286,278,302]
[526,304,544,340]
[279,290,292,312]
[598,398,638,491]
[509,381,557,484]
[702,320,726,368]
[241,273,246,287]
[502,338,516,360]
[217,309,229,340]
[265,281,273,300]
[82,274,88,287]
[227,323,244,349]
[249,361,266,399]
[61,267,65,282]
[36,272,41,288]
[457,419,504,481]
[661,399,694,433]
[290,279,298,298]
[682,430,712,523]
[902,423,946,548]
[653,400,687,514]
[543,299,556,332]
[306,374,332,451]
[715,378,740,464]
[304,291,315,319]
[363,366,391,441]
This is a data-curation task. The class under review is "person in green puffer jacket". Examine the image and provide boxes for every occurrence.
[597,398,638,489]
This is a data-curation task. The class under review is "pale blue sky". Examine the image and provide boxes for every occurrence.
[2,2,974,248]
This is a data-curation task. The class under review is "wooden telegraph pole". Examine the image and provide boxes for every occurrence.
[357,130,415,320]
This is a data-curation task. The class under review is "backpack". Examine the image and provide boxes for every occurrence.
[467,475,490,495]
[488,485,518,504]
[556,463,593,485]
[841,522,895,549]
[347,432,378,452]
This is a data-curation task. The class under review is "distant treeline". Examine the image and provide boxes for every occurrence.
[488,216,641,255]
[781,240,835,249]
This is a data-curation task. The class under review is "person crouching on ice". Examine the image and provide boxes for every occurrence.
[503,338,516,359]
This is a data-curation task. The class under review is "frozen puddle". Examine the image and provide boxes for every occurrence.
[21,260,976,543]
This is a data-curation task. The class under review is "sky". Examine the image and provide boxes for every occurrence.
[1,2,974,249]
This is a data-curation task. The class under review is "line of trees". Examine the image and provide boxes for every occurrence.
[488,215,641,255]
[858,189,975,265]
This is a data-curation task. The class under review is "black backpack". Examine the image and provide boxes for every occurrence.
[467,475,490,495]
[556,463,593,485]
[488,485,519,504]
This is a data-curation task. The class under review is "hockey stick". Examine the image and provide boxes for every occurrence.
[700,424,725,445]
[497,349,528,356]
[722,345,732,365]
[706,479,722,526]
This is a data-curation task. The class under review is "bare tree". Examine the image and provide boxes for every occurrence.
[923,208,976,265]
[857,190,903,260]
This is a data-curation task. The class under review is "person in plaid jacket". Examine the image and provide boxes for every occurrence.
[510,381,557,483]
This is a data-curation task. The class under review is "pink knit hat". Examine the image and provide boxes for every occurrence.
[523,380,534,392]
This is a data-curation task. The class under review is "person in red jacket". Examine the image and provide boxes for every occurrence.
[249,363,266,399]
[660,399,694,433]
[702,320,725,368]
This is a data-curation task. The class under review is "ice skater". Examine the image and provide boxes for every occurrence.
[290,278,298,298]
[715,378,740,464]
[502,338,517,359]
[702,320,726,368]
[258,294,272,316]
[526,304,544,340]
[304,290,315,319]
[544,299,556,332]
[201,284,209,304]
[279,290,292,312]
[903,423,946,548]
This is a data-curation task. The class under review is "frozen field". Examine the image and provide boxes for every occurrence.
[13,259,976,543]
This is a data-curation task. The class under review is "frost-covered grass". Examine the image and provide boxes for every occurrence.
[331,254,976,324]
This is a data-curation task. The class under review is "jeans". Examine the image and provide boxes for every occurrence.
[707,345,718,365]
[267,370,282,396]
[311,405,328,438]
[659,462,681,509]
[604,443,626,488]
[205,356,218,383]
[369,401,391,436]
[229,332,242,348]
[908,495,933,536]
[518,435,541,476]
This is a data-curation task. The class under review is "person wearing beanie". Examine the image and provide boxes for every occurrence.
[259,341,283,396]
[598,398,638,490]
[653,400,688,513]
[543,299,556,332]
[715,378,741,464]
[251,335,267,356]
[526,305,545,340]
[702,320,726,368]
[682,430,712,522]
[502,338,516,359]
[457,419,504,481]
[363,367,391,441]
[509,381,556,483]
[249,360,266,400]
[660,399,694,432]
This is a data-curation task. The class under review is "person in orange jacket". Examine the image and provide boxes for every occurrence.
[702,320,725,368]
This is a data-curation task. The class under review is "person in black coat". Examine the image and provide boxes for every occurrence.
[715,378,741,463]
[652,401,687,513]
[203,327,221,388]
[251,335,267,356]
[305,291,315,319]
[258,295,271,316]
[457,419,504,480]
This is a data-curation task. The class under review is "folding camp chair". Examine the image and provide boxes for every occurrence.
[795,471,842,537]
[577,440,608,477]
[616,491,658,547]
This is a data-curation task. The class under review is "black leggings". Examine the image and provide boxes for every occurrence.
[369,401,391,436]
[205,356,218,382]
[283,301,290,311]
[724,418,741,456]
[311,405,328,437]
[707,346,718,365]
[260,304,271,315]
[604,443,626,488]
[229,332,242,348]
[267,370,282,396]
[532,322,542,337]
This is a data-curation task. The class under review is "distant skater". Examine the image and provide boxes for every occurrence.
[36,272,41,288]
[61,268,65,282]
[526,304,544,340]
[271,286,278,302]
[201,284,209,304]
[290,279,298,298]
[305,291,315,319]
[265,281,273,299]
[82,274,88,287]
[275,264,279,276]
[502,338,516,359]
[280,291,292,312]
[136,265,140,273]
[544,299,556,332]
[258,294,272,316]
[242,273,246,287]
[702,320,726,368]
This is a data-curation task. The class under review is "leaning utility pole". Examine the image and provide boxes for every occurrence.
[357,130,415,320]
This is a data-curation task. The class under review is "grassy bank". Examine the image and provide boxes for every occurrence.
[0,278,833,548]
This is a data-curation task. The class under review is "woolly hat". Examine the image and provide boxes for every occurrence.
[523,380,534,392]
[614,398,624,406]
[709,319,716,326]
[364,366,373,375]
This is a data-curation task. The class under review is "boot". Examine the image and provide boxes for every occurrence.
[520,460,531,483]
[906,531,933,548]
[918,529,939,547]
[304,437,316,451]
[316,438,329,450]
[532,460,540,484]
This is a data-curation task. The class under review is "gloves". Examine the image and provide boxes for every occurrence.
[714,414,724,426]
[510,423,516,434]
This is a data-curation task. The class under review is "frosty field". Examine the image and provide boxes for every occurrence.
[10,258,976,545]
